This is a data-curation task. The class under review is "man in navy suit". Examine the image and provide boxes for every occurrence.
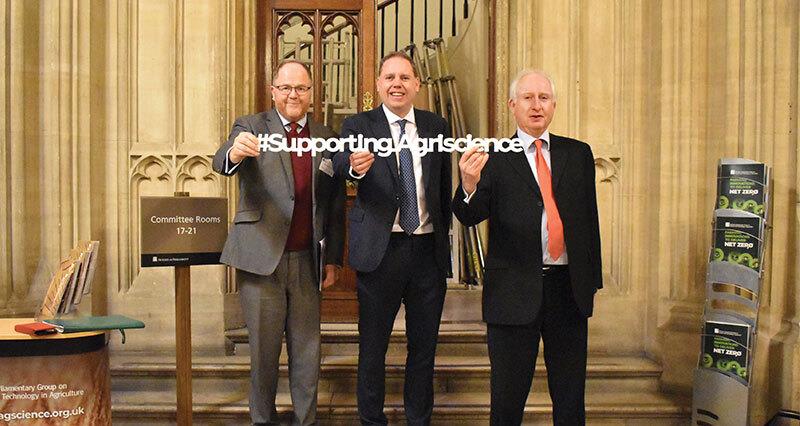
[333,51,452,426]
[453,69,602,425]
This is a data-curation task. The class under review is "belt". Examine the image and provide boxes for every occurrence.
[542,264,569,277]
[390,232,434,240]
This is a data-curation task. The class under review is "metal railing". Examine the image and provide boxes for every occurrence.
[377,0,470,57]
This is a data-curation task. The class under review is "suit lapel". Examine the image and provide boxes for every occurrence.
[415,109,435,190]
[265,109,293,192]
[506,150,541,199]
[308,117,325,177]
[505,133,540,199]
[307,117,327,213]
[548,134,569,191]
[369,107,399,184]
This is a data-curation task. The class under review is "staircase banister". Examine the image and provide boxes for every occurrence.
[377,0,401,11]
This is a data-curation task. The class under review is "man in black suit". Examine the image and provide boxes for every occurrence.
[452,69,602,425]
[332,51,452,426]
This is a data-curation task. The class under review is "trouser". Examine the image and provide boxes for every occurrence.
[356,233,447,426]
[239,250,320,426]
[487,265,588,425]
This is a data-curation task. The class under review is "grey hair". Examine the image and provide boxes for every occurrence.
[508,69,556,100]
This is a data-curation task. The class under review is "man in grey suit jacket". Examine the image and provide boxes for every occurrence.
[212,60,345,426]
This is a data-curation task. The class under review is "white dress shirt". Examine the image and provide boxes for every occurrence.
[385,106,432,234]
[351,105,432,234]
[518,128,568,265]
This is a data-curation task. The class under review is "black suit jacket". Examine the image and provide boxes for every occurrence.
[452,133,602,325]
[333,106,452,274]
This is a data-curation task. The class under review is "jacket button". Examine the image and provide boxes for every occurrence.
[537,201,543,207]
[290,195,295,201]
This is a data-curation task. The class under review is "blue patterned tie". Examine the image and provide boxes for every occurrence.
[396,119,419,234]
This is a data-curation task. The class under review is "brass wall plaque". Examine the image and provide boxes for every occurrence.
[140,197,228,267]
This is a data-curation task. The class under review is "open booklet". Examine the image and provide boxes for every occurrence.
[37,241,100,320]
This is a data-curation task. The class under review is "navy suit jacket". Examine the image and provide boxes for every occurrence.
[333,106,452,274]
[451,133,602,324]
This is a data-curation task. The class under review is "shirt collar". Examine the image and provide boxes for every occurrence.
[276,111,308,130]
[382,104,416,126]
[517,128,551,152]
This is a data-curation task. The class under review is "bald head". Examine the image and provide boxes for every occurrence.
[509,69,556,101]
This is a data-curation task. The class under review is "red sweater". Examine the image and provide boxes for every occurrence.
[284,123,313,251]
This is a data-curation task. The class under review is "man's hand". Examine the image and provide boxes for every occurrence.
[350,151,375,176]
[322,264,339,289]
[459,146,489,195]
[229,132,261,164]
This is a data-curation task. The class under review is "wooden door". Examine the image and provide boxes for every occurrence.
[257,0,375,322]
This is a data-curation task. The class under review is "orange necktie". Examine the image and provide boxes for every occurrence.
[534,139,565,261]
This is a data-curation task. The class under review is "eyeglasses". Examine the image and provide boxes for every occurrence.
[273,85,311,95]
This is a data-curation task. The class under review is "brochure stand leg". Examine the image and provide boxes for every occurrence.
[175,265,192,425]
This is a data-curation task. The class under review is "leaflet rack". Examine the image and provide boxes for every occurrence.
[692,158,771,425]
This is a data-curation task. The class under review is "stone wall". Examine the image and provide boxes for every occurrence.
[491,0,799,421]
[1,0,797,421]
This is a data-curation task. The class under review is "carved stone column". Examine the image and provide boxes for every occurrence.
[0,1,94,316]
[743,1,800,421]
[492,0,510,135]
[652,1,800,419]
[99,0,251,354]
[0,0,254,353]
[653,0,714,393]
[493,0,647,355]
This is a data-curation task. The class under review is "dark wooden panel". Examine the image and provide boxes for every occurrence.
[259,0,375,322]
[272,0,364,10]
[321,189,358,322]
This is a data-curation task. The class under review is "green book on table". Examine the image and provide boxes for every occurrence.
[44,315,144,343]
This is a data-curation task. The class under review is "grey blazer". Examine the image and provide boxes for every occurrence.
[212,109,345,278]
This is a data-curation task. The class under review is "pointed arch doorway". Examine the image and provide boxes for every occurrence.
[256,0,376,322]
